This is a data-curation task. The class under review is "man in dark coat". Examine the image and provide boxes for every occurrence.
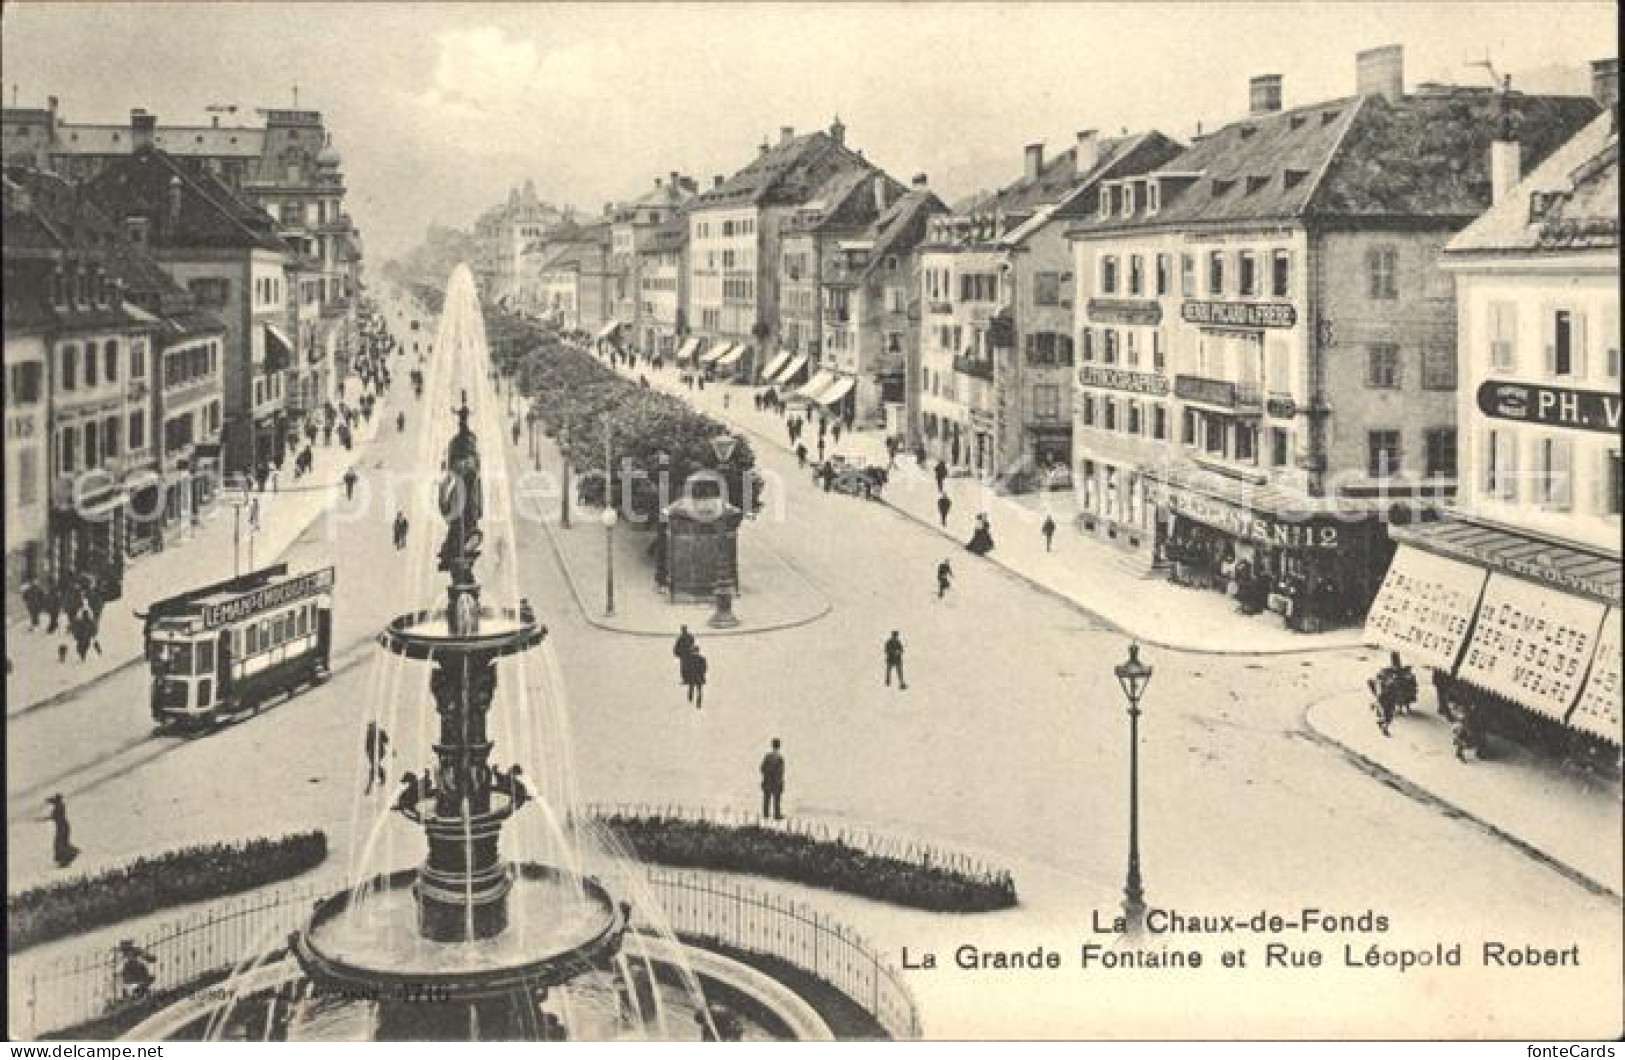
[936,493,952,528]
[936,559,954,599]
[759,738,785,820]
[884,631,907,690]
[934,459,948,493]
[22,577,44,629]
[673,625,696,671]
[681,647,708,709]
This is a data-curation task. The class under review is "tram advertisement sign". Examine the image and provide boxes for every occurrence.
[1456,574,1607,722]
[1364,546,1487,672]
[1476,381,1623,434]
[202,567,336,629]
[1567,608,1621,746]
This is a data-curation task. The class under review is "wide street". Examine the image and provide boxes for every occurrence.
[7,293,1620,1037]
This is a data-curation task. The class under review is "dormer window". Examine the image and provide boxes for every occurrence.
[1098,184,1114,220]
[1283,168,1309,190]
[1147,180,1160,215]
[1212,178,1235,197]
[1321,109,1341,126]
[1120,183,1136,218]
[1246,175,1270,195]
[50,269,66,307]
[1290,114,1308,131]
[1239,125,1257,139]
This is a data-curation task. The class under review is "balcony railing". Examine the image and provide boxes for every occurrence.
[953,354,994,381]
[1174,374,1261,410]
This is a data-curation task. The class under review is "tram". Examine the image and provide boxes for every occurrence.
[140,564,335,729]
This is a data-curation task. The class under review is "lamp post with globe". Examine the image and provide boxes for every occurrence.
[706,433,741,629]
[1114,642,1153,935]
[601,505,618,617]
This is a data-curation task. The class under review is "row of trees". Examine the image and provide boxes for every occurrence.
[487,308,763,523]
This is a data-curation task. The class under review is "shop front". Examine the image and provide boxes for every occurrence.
[1369,518,1620,768]
[1144,462,1381,631]
[49,481,128,602]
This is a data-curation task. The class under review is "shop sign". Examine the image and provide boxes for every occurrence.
[1364,546,1487,671]
[1266,396,1297,419]
[1475,381,1622,435]
[1457,574,1607,722]
[201,566,336,630]
[1568,609,1620,745]
[1086,298,1162,326]
[1078,366,1171,396]
[1159,486,1342,549]
[1180,300,1297,329]
[1175,375,1238,408]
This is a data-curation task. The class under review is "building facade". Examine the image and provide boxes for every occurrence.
[635,217,689,360]
[608,174,696,349]
[1065,47,1598,631]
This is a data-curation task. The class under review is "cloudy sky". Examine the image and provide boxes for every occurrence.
[2,2,1614,261]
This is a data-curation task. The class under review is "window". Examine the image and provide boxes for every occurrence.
[129,412,145,452]
[959,273,997,302]
[104,340,118,384]
[1103,329,1118,365]
[1181,254,1195,297]
[1129,256,1144,296]
[1182,409,1196,445]
[18,448,39,506]
[1368,430,1401,478]
[1236,423,1256,463]
[1098,186,1114,219]
[1081,329,1095,363]
[1034,385,1060,419]
[1081,394,1096,426]
[1366,344,1401,389]
[1205,414,1226,455]
[1548,308,1586,378]
[1271,249,1292,298]
[1152,330,1164,371]
[1538,436,1573,510]
[1207,251,1225,296]
[1101,256,1118,296]
[1425,428,1457,479]
[1488,300,1517,370]
[1147,181,1160,214]
[9,362,43,405]
[60,428,77,473]
[1604,304,1620,379]
[1104,398,1117,431]
[1238,251,1259,297]
[1421,345,1456,390]
[84,343,98,387]
[131,342,145,379]
[188,278,229,308]
[1271,427,1289,467]
[1033,272,1062,306]
[1127,401,1142,435]
[1125,330,1139,368]
[1152,405,1168,440]
[84,421,99,467]
[1607,449,1623,516]
[103,416,119,458]
[1367,246,1398,300]
[1155,254,1170,296]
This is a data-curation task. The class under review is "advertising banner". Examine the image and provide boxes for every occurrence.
[1568,608,1621,745]
[1364,547,1488,671]
[1457,574,1608,721]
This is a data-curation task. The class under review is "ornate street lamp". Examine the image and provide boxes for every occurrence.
[600,505,618,617]
[1114,642,1153,935]
[707,433,740,629]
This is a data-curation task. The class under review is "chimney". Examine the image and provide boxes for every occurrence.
[829,115,845,147]
[1075,129,1100,175]
[1592,58,1619,125]
[168,175,182,227]
[912,173,929,189]
[669,169,680,189]
[714,174,724,189]
[1250,74,1283,115]
[873,173,890,213]
[1355,44,1404,103]
[131,108,157,151]
[780,125,795,144]
[1024,143,1044,183]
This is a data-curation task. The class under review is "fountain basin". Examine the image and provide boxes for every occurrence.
[378,606,544,660]
[294,864,624,1001]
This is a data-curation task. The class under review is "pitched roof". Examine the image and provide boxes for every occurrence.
[859,189,948,277]
[697,130,873,209]
[638,215,689,255]
[81,146,288,252]
[1445,111,1619,255]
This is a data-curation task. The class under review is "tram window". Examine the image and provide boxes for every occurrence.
[261,618,272,648]
[197,679,212,706]
[197,641,215,673]
[154,642,193,675]
[297,608,308,636]
[247,626,259,654]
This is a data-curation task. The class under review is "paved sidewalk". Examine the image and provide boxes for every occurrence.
[597,350,1363,656]
[5,408,383,720]
[1305,690,1622,897]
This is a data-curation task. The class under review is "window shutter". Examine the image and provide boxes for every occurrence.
[1573,311,1589,379]
[1542,304,1557,376]
[1551,437,1573,510]
[1501,433,1519,501]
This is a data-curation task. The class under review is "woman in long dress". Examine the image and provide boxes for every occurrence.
[45,794,77,868]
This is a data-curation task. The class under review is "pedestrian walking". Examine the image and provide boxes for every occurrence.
[248,496,261,532]
[795,443,808,469]
[22,576,44,630]
[393,511,409,551]
[45,794,77,868]
[681,646,708,709]
[1041,514,1057,552]
[672,624,696,669]
[936,493,952,527]
[883,631,907,690]
[967,513,995,556]
[759,738,785,820]
[44,579,62,634]
[936,559,953,599]
[343,468,359,500]
[364,721,390,793]
[831,421,842,444]
[816,437,826,463]
[397,411,406,433]
[934,459,948,493]
[71,608,95,662]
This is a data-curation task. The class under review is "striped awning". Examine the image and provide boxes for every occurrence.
[797,369,838,402]
[716,345,748,368]
[759,350,792,382]
[701,342,736,366]
[594,321,621,342]
[816,374,856,407]
[769,354,810,386]
[676,337,702,363]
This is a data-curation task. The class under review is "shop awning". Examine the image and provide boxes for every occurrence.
[1569,609,1621,745]
[759,350,792,382]
[796,369,838,402]
[716,345,748,368]
[768,354,810,386]
[595,321,621,342]
[676,337,702,363]
[1455,574,1608,723]
[1390,517,1620,607]
[816,374,856,407]
[1141,459,1377,552]
[1364,545,1488,672]
[263,323,295,370]
[701,342,736,366]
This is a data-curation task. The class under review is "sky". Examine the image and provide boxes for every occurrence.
[2,2,1616,262]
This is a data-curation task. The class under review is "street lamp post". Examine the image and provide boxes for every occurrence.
[560,419,572,529]
[706,433,740,629]
[601,505,618,617]
[1114,642,1154,935]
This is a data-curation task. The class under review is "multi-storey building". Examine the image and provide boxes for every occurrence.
[687,119,883,378]
[531,223,611,333]
[1065,47,1598,631]
[635,215,689,360]
[1,103,364,413]
[814,176,946,428]
[608,174,696,350]
[1370,67,1619,755]
[83,144,298,476]
[472,182,564,301]
[920,129,1182,477]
